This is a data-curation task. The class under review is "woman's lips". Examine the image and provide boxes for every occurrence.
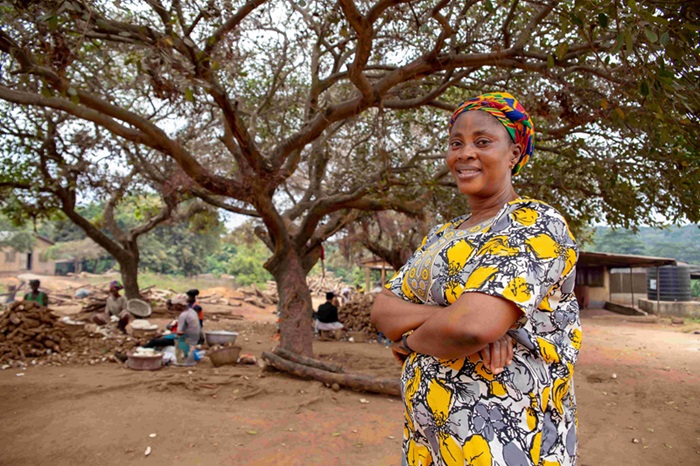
[455,167,481,180]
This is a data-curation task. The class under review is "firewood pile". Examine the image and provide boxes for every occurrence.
[338,294,377,336]
[0,301,138,368]
[265,275,347,300]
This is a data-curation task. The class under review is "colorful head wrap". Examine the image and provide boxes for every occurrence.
[109,280,123,291]
[448,92,535,176]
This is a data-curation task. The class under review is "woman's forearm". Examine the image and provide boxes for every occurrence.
[370,290,437,341]
[405,292,521,359]
[406,306,488,359]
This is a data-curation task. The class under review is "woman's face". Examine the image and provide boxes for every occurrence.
[446,110,521,199]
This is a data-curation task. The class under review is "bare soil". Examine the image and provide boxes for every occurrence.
[1,298,699,464]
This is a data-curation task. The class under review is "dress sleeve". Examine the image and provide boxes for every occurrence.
[460,204,578,317]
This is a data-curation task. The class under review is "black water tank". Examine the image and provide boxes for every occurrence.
[647,266,691,301]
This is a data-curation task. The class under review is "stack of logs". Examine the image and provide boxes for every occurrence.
[0,301,138,367]
[338,294,377,336]
[266,274,346,300]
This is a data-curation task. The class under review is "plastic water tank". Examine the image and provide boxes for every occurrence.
[647,265,691,301]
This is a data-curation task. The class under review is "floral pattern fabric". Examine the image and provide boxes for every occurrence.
[386,198,581,466]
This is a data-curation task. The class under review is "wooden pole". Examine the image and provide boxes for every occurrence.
[629,267,635,309]
[656,266,660,315]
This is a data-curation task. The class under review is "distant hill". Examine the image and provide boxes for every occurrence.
[589,225,700,265]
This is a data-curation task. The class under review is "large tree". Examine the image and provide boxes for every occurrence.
[0,109,204,298]
[0,0,698,354]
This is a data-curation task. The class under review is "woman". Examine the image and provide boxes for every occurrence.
[24,279,49,306]
[185,289,205,344]
[371,92,580,466]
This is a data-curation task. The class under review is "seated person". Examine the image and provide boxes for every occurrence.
[316,291,343,337]
[176,295,201,354]
[185,288,205,344]
[142,318,179,349]
[143,295,190,348]
[24,279,49,307]
[93,281,132,333]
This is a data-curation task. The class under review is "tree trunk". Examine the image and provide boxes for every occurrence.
[273,346,344,373]
[266,249,314,357]
[261,351,401,396]
[118,242,141,300]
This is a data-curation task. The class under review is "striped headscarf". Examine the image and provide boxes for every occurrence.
[448,92,535,176]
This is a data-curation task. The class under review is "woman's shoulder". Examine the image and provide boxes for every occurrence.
[495,198,577,243]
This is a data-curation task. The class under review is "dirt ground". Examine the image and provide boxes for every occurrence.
[1,298,700,464]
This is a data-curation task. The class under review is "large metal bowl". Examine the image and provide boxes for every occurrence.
[204,330,239,346]
[126,351,163,371]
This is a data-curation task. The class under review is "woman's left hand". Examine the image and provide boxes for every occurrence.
[390,342,411,365]
[480,334,514,375]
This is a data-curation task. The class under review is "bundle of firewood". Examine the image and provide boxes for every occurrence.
[0,301,69,362]
[338,294,377,335]
[265,274,348,301]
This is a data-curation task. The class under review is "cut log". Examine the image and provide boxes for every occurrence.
[261,351,400,397]
[244,296,266,308]
[272,346,344,373]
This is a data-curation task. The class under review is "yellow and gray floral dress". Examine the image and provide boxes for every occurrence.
[386,198,581,466]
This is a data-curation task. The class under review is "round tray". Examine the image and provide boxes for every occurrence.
[127,299,152,317]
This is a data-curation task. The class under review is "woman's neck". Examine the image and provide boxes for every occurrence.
[467,188,519,224]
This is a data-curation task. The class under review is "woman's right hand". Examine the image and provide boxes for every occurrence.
[480,334,514,374]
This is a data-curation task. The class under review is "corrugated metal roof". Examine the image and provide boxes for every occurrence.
[579,251,676,268]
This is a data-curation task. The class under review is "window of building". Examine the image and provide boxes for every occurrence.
[4,250,16,262]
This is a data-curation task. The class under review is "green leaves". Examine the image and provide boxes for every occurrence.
[639,80,649,97]
[597,13,608,28]
[644,29,658,43]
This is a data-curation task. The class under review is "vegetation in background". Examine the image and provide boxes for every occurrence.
[590,225,700,264]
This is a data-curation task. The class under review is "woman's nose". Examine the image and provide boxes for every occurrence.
[457,144,477,160]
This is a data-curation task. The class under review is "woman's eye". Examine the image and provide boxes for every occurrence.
[449,141,462,149]
[475,139,490,146]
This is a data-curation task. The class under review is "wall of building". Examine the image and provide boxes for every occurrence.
[587,268,610,308]
[0,240,55,276]
[639,298,700,318]
[29,240,55,275]
[609,269,651,307]
[0,247,25,274]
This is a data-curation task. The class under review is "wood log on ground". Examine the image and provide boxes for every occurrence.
[272,346,344,373]
[244,296,266,309]
[261,351,400,396]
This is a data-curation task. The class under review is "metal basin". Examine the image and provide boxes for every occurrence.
[204,330,239,346]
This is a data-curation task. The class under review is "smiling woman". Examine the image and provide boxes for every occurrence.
[371,93,581,466]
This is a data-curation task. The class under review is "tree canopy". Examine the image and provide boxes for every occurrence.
[1,0,698,354]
